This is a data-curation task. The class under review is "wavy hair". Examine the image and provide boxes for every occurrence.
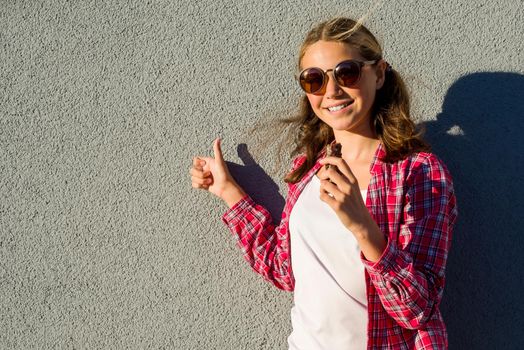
[280,17,430,184]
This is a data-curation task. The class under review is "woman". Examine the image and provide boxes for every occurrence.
[190,17,458,349]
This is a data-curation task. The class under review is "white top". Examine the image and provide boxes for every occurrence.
[287,175,368,350]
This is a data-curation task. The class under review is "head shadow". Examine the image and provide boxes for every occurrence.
[423,72,524,349]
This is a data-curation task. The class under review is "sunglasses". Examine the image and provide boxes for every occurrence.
[297,59,377,94]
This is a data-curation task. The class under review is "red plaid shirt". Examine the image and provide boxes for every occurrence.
[222,142,458,349]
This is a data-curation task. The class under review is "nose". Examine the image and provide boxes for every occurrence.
[324,71,343,98]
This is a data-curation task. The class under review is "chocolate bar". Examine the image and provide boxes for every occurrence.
[325,143,342,170]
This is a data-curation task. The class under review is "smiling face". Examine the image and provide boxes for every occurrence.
[300,40,386,136]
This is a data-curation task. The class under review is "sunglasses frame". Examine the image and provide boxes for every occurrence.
[296,59,378,94]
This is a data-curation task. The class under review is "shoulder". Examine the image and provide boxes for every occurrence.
[397,152,458,225]
[395,151,453,185]
[393,152,455,203]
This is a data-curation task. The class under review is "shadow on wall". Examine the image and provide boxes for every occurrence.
[424,72,524,350]
[226,143,286,222]
[227,72,524,349]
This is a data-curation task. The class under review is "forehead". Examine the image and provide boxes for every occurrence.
[301,40,363,69]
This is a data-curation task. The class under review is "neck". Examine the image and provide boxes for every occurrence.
[332,129,381,162]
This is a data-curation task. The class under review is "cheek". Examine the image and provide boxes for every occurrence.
[357,78,378,106]
[306,94,318,104]
[348,86,375,111]
[306,94,323,110]
[361,89,376,106]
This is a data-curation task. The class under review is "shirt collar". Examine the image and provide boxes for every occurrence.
[370,142,385,175]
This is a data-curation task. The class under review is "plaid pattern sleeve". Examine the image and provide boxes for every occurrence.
[361,153,458,331]
[220,155,306,292]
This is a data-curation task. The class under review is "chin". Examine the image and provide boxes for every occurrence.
[323,116,358,130]
[329,119,372,135]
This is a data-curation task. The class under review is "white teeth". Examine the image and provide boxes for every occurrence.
[328,102,352,112]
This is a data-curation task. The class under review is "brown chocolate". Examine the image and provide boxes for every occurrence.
[325,143,342,170]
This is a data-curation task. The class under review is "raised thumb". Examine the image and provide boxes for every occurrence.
[213,138,225,164]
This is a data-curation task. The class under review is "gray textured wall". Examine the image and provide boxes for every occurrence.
[1,0,523,349]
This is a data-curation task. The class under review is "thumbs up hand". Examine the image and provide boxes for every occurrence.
[190,138,246,205]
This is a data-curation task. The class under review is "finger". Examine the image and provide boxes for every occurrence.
[193,157,205,170]
[192,175,213,186]
[317,164,343,180]
[317,164,343,181]
[319,186,337,204]
[319,157,357,183]
[324,167,352,190]
[317,165,350,191]
[192,182,210,190]
[319,178,342,200]
[189,167,211,179]
[316,166,329,181]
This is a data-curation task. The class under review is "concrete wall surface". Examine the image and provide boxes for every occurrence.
[1,0,523,349]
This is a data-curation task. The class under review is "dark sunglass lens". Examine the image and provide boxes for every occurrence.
[335,61,360,87]
[299,68,324,93]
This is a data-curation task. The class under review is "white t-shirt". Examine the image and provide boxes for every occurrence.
[287,175,368,350]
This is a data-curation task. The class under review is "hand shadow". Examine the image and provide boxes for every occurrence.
[225,143,286,223]
[423,72,524,349]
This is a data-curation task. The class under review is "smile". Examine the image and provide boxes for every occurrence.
[326,100,354,112]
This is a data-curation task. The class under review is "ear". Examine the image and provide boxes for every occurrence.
[375,59,387,90]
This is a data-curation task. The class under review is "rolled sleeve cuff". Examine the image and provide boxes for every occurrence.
[221,194,253,227]
[360,238,398,278]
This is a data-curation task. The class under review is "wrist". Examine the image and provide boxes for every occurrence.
[351,215,387,263]
[221,181,247,208]
[350,213,377,240]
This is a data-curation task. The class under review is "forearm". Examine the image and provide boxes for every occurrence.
[361,240,438,329]
[352,214,387,263]
[221,194,294,291]
[356,216,450,329]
